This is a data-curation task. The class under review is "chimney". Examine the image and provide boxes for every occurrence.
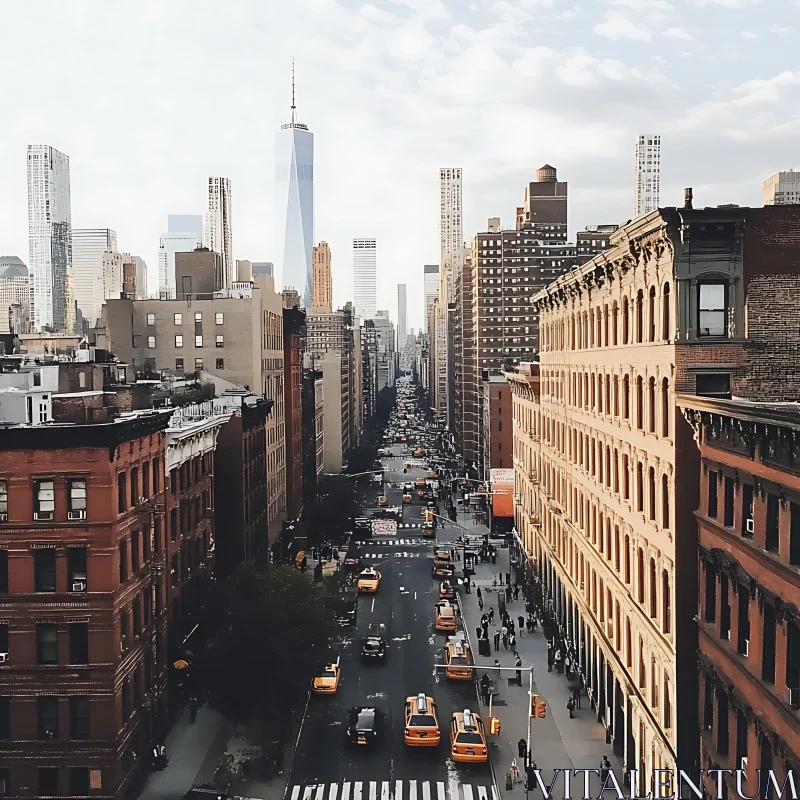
[683,188,693,210]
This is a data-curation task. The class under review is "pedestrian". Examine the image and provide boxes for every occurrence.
[518,614,525,633]
[494,658,501,681]
[488,607,495,625]
[514,585,521,601]
[515,654,522,685]
[526,615,534,634]
[476,626,483,642]
[518,739,527,760]
[555,649,563,674]
[572,688,581,710]
[189,695,199,723]
[464,579,471,594]
[501,624,508,649]
[498,572,503,586]
[476,587,482,602]
[547,641,554,673]
[506,572,511,587]
[509,632,516,651]
[480,673,491,705]
[478,595,484,611]
[566,696,574,719]
[493,629,501,651]
[600,756,612,785]
[564,655,572,681]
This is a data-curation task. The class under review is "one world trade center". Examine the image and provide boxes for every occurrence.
[275,65,314,308]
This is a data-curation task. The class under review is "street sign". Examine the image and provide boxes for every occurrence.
[371,519,398,536]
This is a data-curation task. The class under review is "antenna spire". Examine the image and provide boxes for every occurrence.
[291,58,297,124]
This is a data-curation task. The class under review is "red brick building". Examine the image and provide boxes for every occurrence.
[682,397,800,797]
[0,411,173,799]
[283,308,305,521]
[479,372,513,479]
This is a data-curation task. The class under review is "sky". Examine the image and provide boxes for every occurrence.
[1,0,799,333]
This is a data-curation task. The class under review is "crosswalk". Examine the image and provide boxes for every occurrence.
[288,781,498,800]
[353,539,422,546]
[360,552,426,559]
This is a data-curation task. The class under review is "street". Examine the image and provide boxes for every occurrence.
[286,432,497,800]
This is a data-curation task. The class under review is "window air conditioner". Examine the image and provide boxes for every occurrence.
[72,580,87,593]
[0,652,8,664]
[743,639,749,657]
[34,511,54,521]
[0,513,6,522]
[67,510,86,520]
[746,518,754,534]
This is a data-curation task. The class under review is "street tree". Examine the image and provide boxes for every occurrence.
[304,476,360,545]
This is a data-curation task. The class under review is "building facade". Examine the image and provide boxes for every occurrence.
[283,308,305,520]
[0,257,30,335]
[353,239,377,321]
[158,215,202,298]
[577,225,619,265]
[205,178,233,288]
[423,265,438,335]
[478,373,513,479]
[634,134,661,218]
[312,242,332,313]
[0,411,173,799]
[27,144,74,332]
[680,397,800,796]
[397,284,407,360]
[72,229,117,327]
[763,170,800,206]
[301,369,324,509]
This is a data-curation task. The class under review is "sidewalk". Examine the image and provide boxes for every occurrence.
[443,509,623,796]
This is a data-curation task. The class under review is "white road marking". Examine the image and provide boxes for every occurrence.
[381,782,390,800]
[409,780,417,800]
[414,591,417,599]
[369,782,378,800]
[477,788,488,800]
[331,787,339,800]
[437,782,445,800]
[291,787,301,800]
[371,597,375,612]
[303,788,314,800]
[422,782,431,800]
[447,776,459,800]
[316,785,325,800]
[462,786,474,800]
[343,783,351,800]
[395,781,403,800]
[354,783,362,800]
[491,789,499,800]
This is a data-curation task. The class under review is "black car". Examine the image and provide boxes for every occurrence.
[361,622,387,661]
[345,706,385,747]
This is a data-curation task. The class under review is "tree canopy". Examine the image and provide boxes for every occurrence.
[303,475,361,545]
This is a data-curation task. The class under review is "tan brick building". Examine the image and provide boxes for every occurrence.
[312,242,333,314]
[515,202,800,791]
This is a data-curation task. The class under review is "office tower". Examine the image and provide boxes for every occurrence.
[353,238,377,319]
[0,256,30,334]
[634,134,661,217]
[72,229,117,327]
[252,262,274,277]
[27,144,73,331]
[439,168,463,307]
[762,169,800,205]
[397,284,407,355]
[133,256,148,299]
[205,177,233,287]
[576,224,619,264]
[276,64,314,307]
[423,265,439,334]
[282,288,301,309]
[158,215,202,297]
[312,242,333,313]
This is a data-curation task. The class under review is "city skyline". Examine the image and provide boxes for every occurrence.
[2,3,800,331]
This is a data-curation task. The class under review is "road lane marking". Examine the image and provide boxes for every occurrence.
[462,786,474,800]
[371,597,375,612]
[316,786,325,800]
[491,789,499,800]
[354,783,362,800]
[330,786,339,800]
[343,783,351,800]
[477,788,488,800]
[395,781,403,800]
[381,782,390,800]
[370,782,378,800]
[447,776,459,800]
[409,780,417,800]
[291,787,301,800]
[303,788,314,800]
[422,782,431,800]
[437,782,445,800]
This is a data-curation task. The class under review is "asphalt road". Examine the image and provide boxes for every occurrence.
[287,433,496,799]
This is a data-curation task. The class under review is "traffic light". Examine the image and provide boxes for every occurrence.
[489,716,501,735]
[530,695,547,719]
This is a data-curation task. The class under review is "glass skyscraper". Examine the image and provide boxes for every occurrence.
[275,77,314,308]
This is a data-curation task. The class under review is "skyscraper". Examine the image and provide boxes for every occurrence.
[423,265,438,334]
[0,256,30,334]
[205,177,233,287]
[252,262,274,278]
[353,238,377,320]
[439,168,462,306]
[312,242,333,313]
[276,64,314,308]
[72,228,117,327]
[397,283,407,353]
[27,144,73,331]
[158,215,202,297]
[634,134,661,217]
[762,170,800,205]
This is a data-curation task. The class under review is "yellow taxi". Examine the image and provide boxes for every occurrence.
[404,693,441,747]
[444,639,474,680]
[414,448,425,457]
[423,524,435,539]
[439,581,456,600]
[312,659,341,694]
[402,493,412,503]
[377,495,388,506]
[449,709,488,763]
[428,469,438,478]
[357,568,381,593]
[434,601,457,632]
[415,477,426,487]
[432,550,455,579]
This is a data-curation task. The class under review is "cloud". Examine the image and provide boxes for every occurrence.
[593,11,652,40]
[608,0,673,11]
[688,0,748,6]
[770,25,795,35]
[663,26,693,40]
[740,31,758,39]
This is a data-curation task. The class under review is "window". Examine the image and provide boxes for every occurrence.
[663,570,671,633]
[175,335,184,348]
[67,547,87,593]
[791,503,800,567]
[195,335,203,347]
[0,624,6,655]
[741,483,754,538]
[0,480,6,520]
[39,768,59,794]
[766,494,780,553]
[0,550,6,593]
[661,378,669,437]
[34,479,54,520]
[34,549,56,592]
[708,470,718,517]
[194,312,202,322]
[649,558,657,617]
[623,454,630,500]
[762,602,776,683]
[724,476,734,527]
[623,375,630,420]
[737,585,750,656]
[661,473,670,528]
[648,467,656,520]
[636,462,644,512]
[216,358,224,370]
[130,467,138,508]
[142,462,150,500]
[67,479,86,519]
[0,697,8,739]
[147,335,156,348]
[648,287,656,342]
[696,372,731,399]
[636,290,644,343]
[704,561,717,623]
[146,313,155,326]
[117,472,127,514]
[664,674,672,728]
[636,377,644,429]
[131,529,140,573]
[119,541,127,584]
[215,312,224,324]
[698,282,727,337]
[37,623,58,664]
[69,623,88,665]
[637,548,645,603]
[174,313,183,325]
[70,768,90,795]
[647,378,656,433]
[622,297,629,344]
[662,283,671,340]
[175,357,184,372]
[152,457,160,494]
[195,358,203,371]
[215,334,224,348]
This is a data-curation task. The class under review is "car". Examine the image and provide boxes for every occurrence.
[444,638,474,680]
[434,601,457,632]
[377,495,388,506]
[357,568,381,593]
[404,693,441,747]
[361,622,387,661]
[402,493,412,503]
[439,581,456,600]
[449,709,488,762]
[345,706,385,747]
[312,659,341,694]
[403,482,414,492]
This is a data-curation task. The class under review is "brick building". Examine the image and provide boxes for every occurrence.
[523,200,800,790]
[680,397,800,796]
[0,411,173,799]
[283,307,305,521]
[478,373,513,479]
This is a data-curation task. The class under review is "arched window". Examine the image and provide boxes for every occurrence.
[612,302,619,345]
[622,297,630,344]
[606,519,612,558]
[648,467,656,521]
[661,377,670,438]
[613,449,619,492]
[636,290,644,343]
[648,377,656,433]
[625,617,632,667]
[605,374,611,414]
[662,569,671,634]
[651,659,658,707]
[613,376,620,416]
[637,462,644,512]
[637,548,645,603]
[603,305,609,346]
[614,526,620,572]
[648,286,656,342]
[623,454,630,499]
[662,473,670,529]
[649,557,657,617]
[583,312,589,348]
[571,315,576,350]
[623,375,630,419]
[624,535,631,583]
[664,672,672,727]
[636,376,644,429]
[662,283,671,341]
